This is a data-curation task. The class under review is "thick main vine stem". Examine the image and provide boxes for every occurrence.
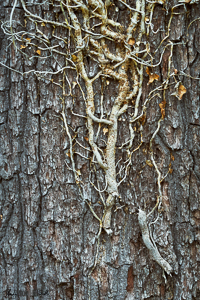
[103,68,130,233]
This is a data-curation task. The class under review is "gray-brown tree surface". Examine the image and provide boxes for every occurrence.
[0,0,200,299]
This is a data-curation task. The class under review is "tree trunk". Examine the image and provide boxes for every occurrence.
[0,0,200,299]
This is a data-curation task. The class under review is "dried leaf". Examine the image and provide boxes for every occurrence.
[128,38,135,46]
[171,154,175,161]
[26,38,31,42]
[36,49,41,55]
[171,82,187,100]
[169,163,173,173]
[41,22,46,26]
[178,84,187,100]
[146,160,153,167]
[103,128,108,135]
[84,136,89,141]
[146,67,152,76]
[139,114,146,125]
[20,45,27,49]
[71,55,77,62]
[159,100,166,119]
[146,67,159,84]
[168,162,173,173]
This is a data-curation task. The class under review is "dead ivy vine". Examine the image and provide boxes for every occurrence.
[1,0,200,284]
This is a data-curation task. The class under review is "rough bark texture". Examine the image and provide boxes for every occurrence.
[0,0,200,300]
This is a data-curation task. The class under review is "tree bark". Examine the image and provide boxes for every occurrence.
[0,0,200,299]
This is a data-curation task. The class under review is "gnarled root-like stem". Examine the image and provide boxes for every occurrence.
[138,209,173,275]
[103,207,113,235]
[103,193,117,235]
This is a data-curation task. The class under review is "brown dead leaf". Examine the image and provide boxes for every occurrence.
[168,162,173,174]
[146,160,153,167]
[26,38,31,42]
[103,128,108,135]
[170,154,175,161]
[146,67,159,84]
[36,49,41,55]
[159,100,166,119]
[171,82,186,100]
[20,45,27,49]
[41,22,46,26]
[139,114,146,125]
[178,84,187,100]
[84,136,89,141]
[71,55,77,62]
[128,38,135,46]
[146,67,151,76]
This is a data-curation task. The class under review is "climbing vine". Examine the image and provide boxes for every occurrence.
[1,0,200,282]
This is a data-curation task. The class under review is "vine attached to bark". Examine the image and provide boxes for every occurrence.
[2,0,199,280]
